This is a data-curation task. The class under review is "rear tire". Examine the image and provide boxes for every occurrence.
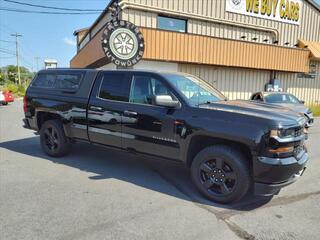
[40,120,71,157]
[2,102,8,105]
[191,145,251,204]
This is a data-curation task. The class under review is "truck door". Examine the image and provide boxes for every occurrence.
[121,72,180,160]
[87,71,132,149]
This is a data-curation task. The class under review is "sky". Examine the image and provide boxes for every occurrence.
[0,0,320,71]
[0,0,110,71]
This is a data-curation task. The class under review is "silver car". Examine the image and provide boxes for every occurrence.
[250,91,314,127]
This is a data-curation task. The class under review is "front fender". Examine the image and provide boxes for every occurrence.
[180,116,268,163]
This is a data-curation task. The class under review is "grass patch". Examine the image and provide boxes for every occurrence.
[309,105,320,117]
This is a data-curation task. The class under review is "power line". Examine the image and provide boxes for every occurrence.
[0,23,40,59]
[0,21,17,33]
[0,49,16,55]
[0,47,16,54]
[0,56,15,59]
[3,0,105,12]
[0,47,15,53]
[0,7,103,14]
[0,23,41,71]
[0,39,15,43]
[20,54,33,67]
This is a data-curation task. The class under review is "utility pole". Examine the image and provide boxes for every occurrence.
[11,33,22,85]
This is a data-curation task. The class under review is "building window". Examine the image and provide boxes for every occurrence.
[298,62,318,79]
[157,16,187,33]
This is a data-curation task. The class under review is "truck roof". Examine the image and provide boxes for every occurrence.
[36,68,195,82]
[37,68,189,76]
[31,68,192,100]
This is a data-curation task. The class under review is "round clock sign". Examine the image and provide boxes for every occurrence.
[101,20,145,68]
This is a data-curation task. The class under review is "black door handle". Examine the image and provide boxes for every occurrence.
[90,106,104,112]
[124,110,138,117]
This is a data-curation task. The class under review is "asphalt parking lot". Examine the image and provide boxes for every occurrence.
[1,100,319,240]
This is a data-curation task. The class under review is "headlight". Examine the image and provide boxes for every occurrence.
[270,128,296,139]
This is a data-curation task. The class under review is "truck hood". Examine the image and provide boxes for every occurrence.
[271,103,310,115]
[199,100,305,127]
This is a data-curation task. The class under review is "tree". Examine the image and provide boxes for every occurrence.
[0,65,34,85]
[0,68,5,85]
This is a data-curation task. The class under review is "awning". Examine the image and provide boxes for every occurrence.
[71,27,310,73]
[298,40,320,61]
[140,28,310,73]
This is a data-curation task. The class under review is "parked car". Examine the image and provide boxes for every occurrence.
[250,91,314,128]
[23,69,308,204]
[0,91,5,104]
[0,90,14,105]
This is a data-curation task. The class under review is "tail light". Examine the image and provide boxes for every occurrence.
[23,96,27,113]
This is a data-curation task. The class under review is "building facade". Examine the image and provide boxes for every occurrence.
[71,0,320,104]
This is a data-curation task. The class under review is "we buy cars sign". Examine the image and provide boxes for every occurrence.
[226,0,302,25]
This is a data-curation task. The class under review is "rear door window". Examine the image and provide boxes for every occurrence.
[32,73,82,90]
[98,72,131,102]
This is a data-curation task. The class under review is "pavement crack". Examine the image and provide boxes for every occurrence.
[224,220,255,240]
[142,160,256,240]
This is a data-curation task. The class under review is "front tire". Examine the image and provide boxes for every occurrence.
[191,145,251,204]
[40,120,71,157]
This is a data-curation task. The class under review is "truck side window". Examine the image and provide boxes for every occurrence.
[99,73,131,102]
[55,75,81,89]
[32,73,82,90]
[129,75,171,105]
[32,74,56,88]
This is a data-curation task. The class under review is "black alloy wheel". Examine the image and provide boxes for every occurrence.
[40,120,71,157]
[191,145,251,204]
[199,158,236,196]
[43,127,59,152]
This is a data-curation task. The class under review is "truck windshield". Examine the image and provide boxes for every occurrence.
[164,73,225,106]
[265,93,300,104]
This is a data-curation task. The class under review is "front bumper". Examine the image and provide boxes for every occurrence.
[253,150,308,196]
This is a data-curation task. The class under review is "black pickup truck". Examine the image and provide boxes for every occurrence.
[23,69,308,203]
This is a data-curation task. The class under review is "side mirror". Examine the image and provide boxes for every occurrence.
[154,95,181,108]
[300,100,305,104]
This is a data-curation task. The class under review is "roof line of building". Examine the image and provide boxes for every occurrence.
[307,0,320,12]
[73,27,90,36]
[76,0,320,46]
[86,0,116,35]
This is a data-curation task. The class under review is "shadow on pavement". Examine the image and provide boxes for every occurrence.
[0,136,273,211]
